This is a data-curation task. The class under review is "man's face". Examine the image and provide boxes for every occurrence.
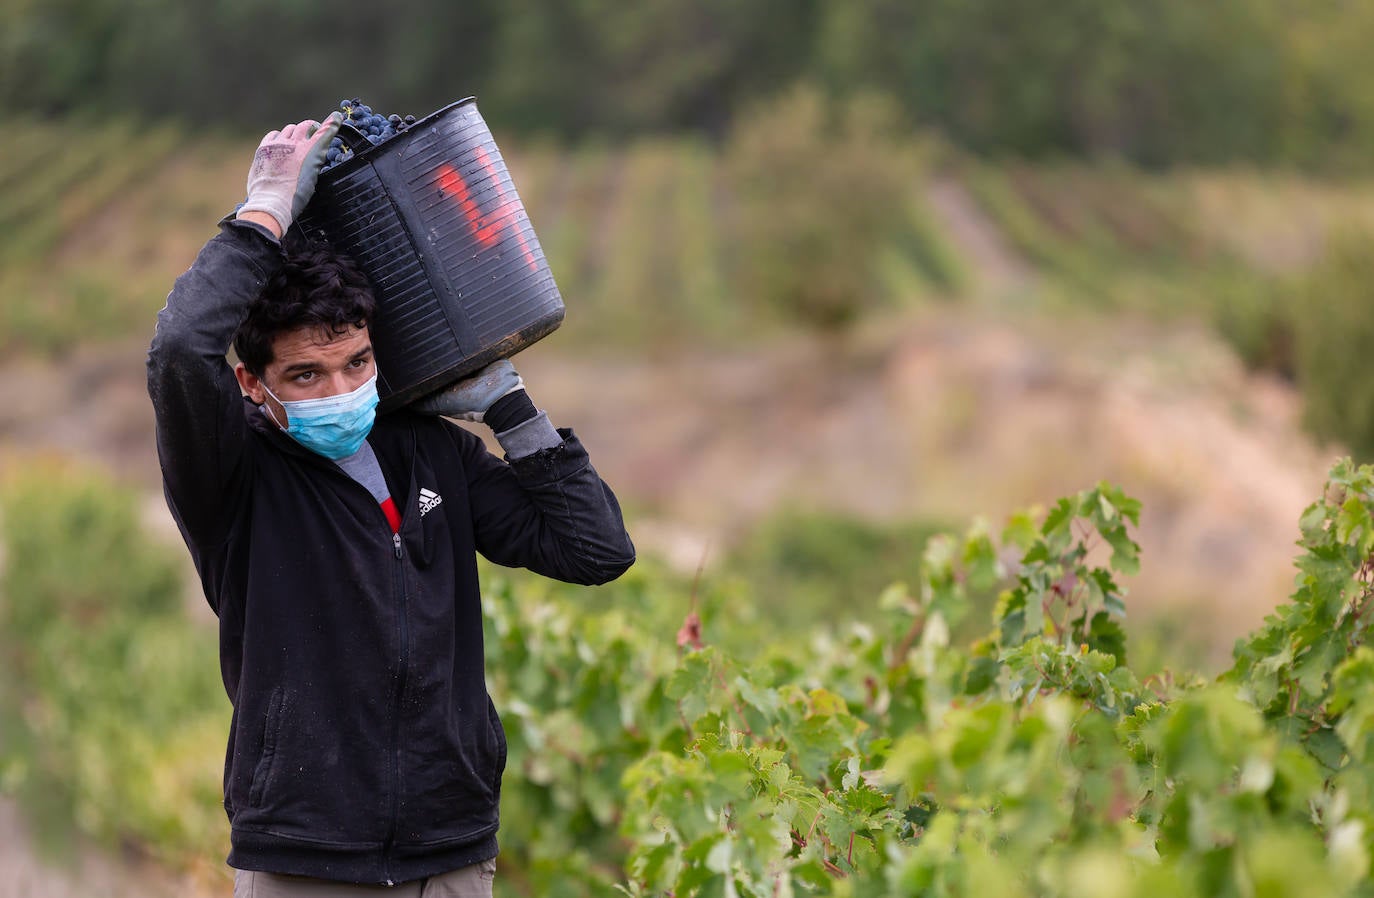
[234,324,375,428]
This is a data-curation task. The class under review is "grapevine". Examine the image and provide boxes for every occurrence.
[480,474,1374,897]
[8,459,1374,895]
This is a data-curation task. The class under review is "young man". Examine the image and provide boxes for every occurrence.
[147,116,635,896]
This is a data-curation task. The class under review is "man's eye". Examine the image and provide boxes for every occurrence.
[350,358,370,369]
[295,371,315,382]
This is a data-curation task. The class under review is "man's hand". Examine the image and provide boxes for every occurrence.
[237,112,343,236]
[413,359,526,423]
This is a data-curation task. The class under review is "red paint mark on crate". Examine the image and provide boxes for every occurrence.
[435,152,539,271]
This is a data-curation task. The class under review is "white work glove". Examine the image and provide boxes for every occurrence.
[412,359,526,423]
[237,112,343,233]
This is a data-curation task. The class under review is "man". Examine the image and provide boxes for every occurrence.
[147,115,635,896]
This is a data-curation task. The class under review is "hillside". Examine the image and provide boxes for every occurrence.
[7,117,1374,893]
[0,306,1330,664]
[3,121,1374,648]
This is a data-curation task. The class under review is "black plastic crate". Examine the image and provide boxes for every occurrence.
[293,97,564,413]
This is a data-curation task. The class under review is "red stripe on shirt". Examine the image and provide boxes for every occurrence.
[380,496,401,533]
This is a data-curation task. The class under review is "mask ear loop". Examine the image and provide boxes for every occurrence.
[259,381,289,431]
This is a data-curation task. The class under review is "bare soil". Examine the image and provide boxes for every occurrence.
[925,177,1037,296]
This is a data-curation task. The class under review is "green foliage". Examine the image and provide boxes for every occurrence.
[0,459,181,638]
[1292,230,1374,461]
[481,92,950,347]
[993,483,1140,665]
[817,0,1374,169]
[12,452,1374,897]
[489,468,1374,896]
[0,458,228,863]
[0,120,180,267]
[480,560,700,896]
[722,510,957,636]
[724,86,920,331]
[1205,268,1297,379]
[1226,458,1374,766]
[0,117,189,355]
[9,0,1374,168]
[959,160,1216,293]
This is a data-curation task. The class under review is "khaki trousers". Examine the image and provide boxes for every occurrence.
[232,859,496,897]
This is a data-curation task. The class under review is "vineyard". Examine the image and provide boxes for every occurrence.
[9,103,1374,894]
[8,104,1374,401]
[5,453,1374,896]
[1,106,1370,354]
[420,468,1374,897]
[6,109,1374,329]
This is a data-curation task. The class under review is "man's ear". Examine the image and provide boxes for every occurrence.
[235,362,266,404]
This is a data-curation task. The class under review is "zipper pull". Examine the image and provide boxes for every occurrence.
[392,532,403,559]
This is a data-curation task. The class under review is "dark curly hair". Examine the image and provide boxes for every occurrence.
[234,245,377,376]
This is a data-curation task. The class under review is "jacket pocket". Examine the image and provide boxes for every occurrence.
[248,687,287,808]
[487,697,507,797]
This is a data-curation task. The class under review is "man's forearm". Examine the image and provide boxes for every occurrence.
[149,219,282,368]
[464,425,636,586]
[237,209,284,239]
[147,219,283,543]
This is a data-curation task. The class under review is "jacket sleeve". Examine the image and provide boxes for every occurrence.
[454,424,636,586]
[146,220,283,549]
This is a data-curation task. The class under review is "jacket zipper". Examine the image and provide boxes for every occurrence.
[382,529,408,885]
[291,432,418,884]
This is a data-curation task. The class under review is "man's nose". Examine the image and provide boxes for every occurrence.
[324,372,354,396]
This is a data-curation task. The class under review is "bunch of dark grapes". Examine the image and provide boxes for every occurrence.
[322,98,418,171]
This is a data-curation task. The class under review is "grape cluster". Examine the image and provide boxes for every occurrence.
[322,98,418,171]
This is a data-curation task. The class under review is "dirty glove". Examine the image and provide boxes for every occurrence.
[414,359,563,458]
[237,112,343,233]
[413,359,526,423]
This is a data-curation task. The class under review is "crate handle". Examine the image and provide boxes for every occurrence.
[335,122,373,155]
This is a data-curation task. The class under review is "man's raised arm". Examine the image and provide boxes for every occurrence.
[147,116,340,545]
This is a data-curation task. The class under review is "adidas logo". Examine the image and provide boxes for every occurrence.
[418,487,444,517]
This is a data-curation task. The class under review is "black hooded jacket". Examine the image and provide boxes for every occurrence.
[146,220,635,884]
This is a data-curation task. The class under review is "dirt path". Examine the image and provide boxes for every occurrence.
[925,175,1037,297]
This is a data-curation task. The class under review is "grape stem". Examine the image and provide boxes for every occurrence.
[889,615,925,672]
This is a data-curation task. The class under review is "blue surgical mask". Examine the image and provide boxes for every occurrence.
[262,373,379,459]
